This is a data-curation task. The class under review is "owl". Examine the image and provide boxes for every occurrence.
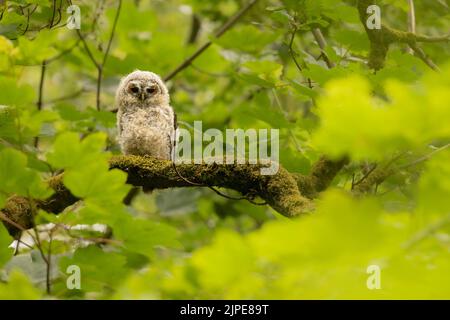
[116,70,176,160]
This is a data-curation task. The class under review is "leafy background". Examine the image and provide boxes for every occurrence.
[0,0,449,299]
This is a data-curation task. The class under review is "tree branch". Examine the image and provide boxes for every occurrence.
[1,155,347,236]
[311,28,335,68]
[293,156,348,198]
[353,144,449,194]
[187,14,201,44]
[357,0,448,71]
[409,43,440,71]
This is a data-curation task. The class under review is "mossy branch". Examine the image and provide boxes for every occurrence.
[357,0,448,70]
[1,155,347,237]
[293,156,349,198]
[110,155,315,217]
[352,166,394,194]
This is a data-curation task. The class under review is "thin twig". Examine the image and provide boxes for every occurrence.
[31,224,51,294]
[16,239,34,251]
[34,60,47,148]
[190,64,230,77]
[47,88,85,103]
[354,145,448,194]
[100,0,122,71]
[288,26,313,88]
[0,212,27,233]
[33,40,80,148]
[406,0,416,54]
[415,34,450,43]
[311,28,335,68]
[50,0,57,27]
[398,144,449,170]
[187,14,201,44]
[164,0,259,81]
[0,211,41,256]
[288,26,303,72]
[272,89,303,153]
[46,229,54,295]
[21,194,52,294]
[74,0,122,110]
[409,43,440,71]
[403,213,450,250]
[356,0,448,70]
[47,39,80,63]
[54,0,63,27]
[20,7,31,35]
[352,163,378,189]
[76,29,100,68]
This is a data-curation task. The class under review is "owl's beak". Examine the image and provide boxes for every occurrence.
[140,92,147,100]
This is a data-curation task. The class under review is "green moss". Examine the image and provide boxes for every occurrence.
[353,167,395,194]
[2,195,34,238]
[2,155,346,233]
[110,155,315,217]
[356,0,434,71]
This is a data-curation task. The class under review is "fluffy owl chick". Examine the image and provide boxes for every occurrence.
[116,70,176,160]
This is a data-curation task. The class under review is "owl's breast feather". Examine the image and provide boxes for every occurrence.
[123,107,171,129]
[118,106,174,159]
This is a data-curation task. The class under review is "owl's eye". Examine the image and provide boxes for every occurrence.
[146,86,157,95]
[130,86,139,94]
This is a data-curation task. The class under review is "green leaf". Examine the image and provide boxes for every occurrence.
[417,149,450,215]
[323,3,360,23]
[88,109,117,128]
[333,30,370,52]
[240,60,284,88]
[312,65,450,160]
[303,63,350,86]
[289,80,318,99]
[0,77,35,107]
[0,105,17,140]
[55,104,90,122]
[0,12,26,38]
[16,30,58,65]
[0,223,13,267]
[239,92,292,128]
[114,216,180,258]
[0,36,18,71]
[0,271,42,299]
[59,246,128,293]
[0,148,52,202]
[4,250,59,286]
[64,165,130,203]
[215,25,279,54]
[156,189,202,216]
[46,132,109,170]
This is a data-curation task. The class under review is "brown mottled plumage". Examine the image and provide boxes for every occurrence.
[116,70,176,160]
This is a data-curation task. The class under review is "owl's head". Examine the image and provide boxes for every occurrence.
[116,70,169,109]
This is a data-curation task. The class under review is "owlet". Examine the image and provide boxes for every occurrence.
[116,70,176,160]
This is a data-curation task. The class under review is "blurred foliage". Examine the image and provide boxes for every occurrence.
[0,0,449,299]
